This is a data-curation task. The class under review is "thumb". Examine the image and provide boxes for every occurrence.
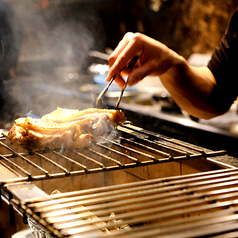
[127,63,153,87]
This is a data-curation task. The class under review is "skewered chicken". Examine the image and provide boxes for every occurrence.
[8,108,126,149]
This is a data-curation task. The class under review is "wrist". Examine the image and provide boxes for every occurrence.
[169,51,188,76]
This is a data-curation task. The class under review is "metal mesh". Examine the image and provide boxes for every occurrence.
[1,124,237,237]
[0,124,228,184]
[10,168,238,238]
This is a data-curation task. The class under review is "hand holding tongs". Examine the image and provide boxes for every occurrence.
[96,55,139,109]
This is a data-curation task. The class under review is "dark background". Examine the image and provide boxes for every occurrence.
[10,0,238,62]
[1,0,238,124]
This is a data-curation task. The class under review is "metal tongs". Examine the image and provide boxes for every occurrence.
[96,56,139,108]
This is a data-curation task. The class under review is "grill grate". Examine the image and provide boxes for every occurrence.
[0,124,229,184]
[1,124,238,237]
[9,168,238,238]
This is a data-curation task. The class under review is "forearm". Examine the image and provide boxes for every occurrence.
[160,56,229,119]
[105,32,233,119]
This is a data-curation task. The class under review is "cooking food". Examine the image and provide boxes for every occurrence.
[7,108,126,149]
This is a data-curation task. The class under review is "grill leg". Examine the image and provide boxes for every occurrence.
[9,203,15,226]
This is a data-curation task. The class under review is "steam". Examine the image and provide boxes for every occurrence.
[3,1,106,124]
[92,114,120,144]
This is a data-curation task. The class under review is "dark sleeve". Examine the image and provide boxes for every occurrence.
[208,7,238,109]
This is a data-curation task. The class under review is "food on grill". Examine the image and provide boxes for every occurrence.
[7,108,126,149]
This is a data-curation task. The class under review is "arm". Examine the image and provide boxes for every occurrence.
[105,32,231,119]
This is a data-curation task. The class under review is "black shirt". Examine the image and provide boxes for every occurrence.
[208,7,238,109]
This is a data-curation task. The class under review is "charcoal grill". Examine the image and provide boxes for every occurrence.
[0,123,238,237]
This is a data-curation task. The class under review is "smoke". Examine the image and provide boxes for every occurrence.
[91,113,120,147]
[2,1,106,124]
[93,114,119,137]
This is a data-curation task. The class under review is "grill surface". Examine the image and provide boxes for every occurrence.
[9,168,238,238]
[0,124,237,237]
[0,124,232,185]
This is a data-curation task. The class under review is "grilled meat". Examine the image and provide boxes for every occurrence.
[8,108,126,149]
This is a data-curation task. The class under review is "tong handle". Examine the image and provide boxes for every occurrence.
[126,55,139,69]
[115,81,127,109]
[95,55,139,107]
[115,55,138,108]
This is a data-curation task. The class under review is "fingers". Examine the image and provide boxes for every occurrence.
[106,33,143,83]
[108,32,135,66]
[114,74,127,88]
[127,62,154,86]
[105,32,164,88]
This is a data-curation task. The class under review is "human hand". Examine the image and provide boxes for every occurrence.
[105,32,178,88]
